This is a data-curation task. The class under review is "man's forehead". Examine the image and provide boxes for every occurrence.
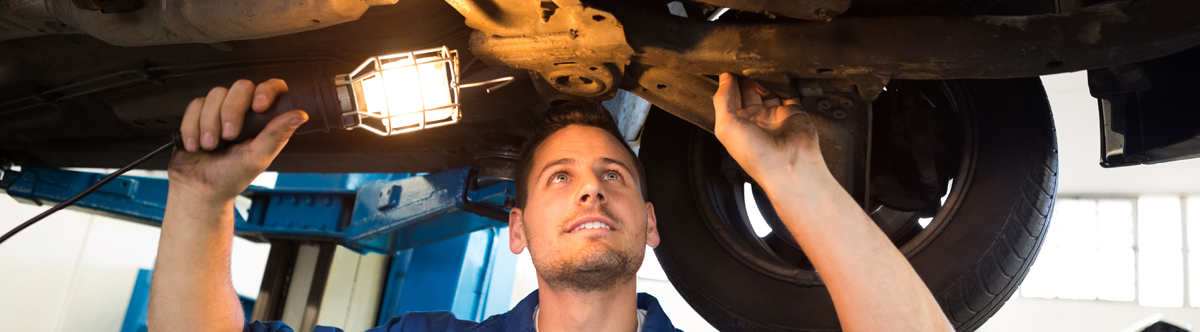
[533,125,634,170]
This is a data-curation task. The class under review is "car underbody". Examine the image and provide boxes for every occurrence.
[2,0,1197,173]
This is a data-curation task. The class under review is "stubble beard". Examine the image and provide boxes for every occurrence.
[531,205,644,293]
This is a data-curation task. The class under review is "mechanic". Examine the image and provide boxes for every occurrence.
[148,73,953,332]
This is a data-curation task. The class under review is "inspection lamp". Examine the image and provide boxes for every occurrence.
[166,46,511,149]
[338,46,462,135]
[0,46,512,245]
[336,46,515,136]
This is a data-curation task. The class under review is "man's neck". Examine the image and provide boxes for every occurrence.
[535,279,640,332]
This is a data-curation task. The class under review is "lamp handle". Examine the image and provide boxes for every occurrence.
[172,81,337,151]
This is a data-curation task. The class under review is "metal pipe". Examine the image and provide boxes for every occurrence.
[0,0,398,46]
[692,0,850,21]
[624,0,1200,80]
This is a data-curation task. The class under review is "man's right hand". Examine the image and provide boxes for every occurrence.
[152,79,309,332]
[168,78,308,203]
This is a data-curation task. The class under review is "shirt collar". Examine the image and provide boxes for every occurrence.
[503,290,678,332]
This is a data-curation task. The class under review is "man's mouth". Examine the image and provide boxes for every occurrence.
[570,221,613,233]
[565,216,617,233]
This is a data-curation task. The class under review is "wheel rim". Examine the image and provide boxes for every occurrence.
[685,80,978,286]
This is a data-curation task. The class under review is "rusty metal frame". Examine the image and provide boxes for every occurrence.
[621,0,1200,83]
[444,0,634,101]
[449,0,1200,105]
[440,0,1200,196]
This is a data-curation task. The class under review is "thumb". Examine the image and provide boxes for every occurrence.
[713,73,742,134]
[713,73,742,116]
[249,110,308,160]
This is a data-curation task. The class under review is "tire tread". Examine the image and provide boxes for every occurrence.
[944,79,1058,330]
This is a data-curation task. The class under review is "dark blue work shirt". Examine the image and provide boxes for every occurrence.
[245,290,682,332]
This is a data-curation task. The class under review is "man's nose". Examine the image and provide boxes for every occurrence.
[578,175,606,206]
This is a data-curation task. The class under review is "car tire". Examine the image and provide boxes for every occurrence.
[639,78,1058,331]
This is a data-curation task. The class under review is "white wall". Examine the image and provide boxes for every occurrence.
[0,199,115,332]
[979,296,1198,332]
[0,188,270,332]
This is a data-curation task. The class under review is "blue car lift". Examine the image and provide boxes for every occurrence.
[0,166,519,332]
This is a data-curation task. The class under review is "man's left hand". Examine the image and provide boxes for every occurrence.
[712,73,824,182]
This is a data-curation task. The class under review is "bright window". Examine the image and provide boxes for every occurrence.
[1021,196,1198,307]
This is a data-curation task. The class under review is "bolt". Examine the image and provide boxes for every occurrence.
[840,98,855,108]
[921,169,936,181]
[817,99,833,110]
[832,110,847,119]
[724,169,741,183]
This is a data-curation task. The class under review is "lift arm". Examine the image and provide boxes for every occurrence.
[0,166,514,255]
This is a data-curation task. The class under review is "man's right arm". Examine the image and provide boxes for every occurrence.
[148,79,308,332]
[150,184,245,331]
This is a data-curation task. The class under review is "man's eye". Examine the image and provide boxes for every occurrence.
[603,172,621,181]
[552,174,569,182]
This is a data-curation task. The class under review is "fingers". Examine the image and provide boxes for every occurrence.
[738,76,762,108]
[180,78,288,152]
[180,98,204,152]
[248,110,308,162]
[219,79,256,140]
[756,82,782,107]
[754,84,772,97]
[737,106,763,121]
[770,100,805,122]
[199,87,228,150]
[777,104,807,120]
[252,79,289,112]
[774,104,816,135]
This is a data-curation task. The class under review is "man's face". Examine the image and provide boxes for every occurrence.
[509,124,660,292]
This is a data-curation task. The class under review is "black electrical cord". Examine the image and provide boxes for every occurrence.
[0,80,342,245]
[0,141,175,245]
[0,87,323,245]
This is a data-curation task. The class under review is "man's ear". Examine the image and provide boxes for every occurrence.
[645,202,660,248]
[509,207,528,255]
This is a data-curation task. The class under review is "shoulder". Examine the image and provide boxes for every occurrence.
[376,309,536,332]
[368,311,480,332]
[245,320,346,332]
[244,311,488,332]
[636,293,682,332]
[246,320,299,332]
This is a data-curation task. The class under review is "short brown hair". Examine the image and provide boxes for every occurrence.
[513,102,647,209]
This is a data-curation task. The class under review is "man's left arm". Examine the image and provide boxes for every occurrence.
[710,73,953,332]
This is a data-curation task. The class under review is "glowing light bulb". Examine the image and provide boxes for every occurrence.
[341,47,460,136]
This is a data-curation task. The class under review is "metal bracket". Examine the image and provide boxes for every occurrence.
[345,167,512,254]
[1,166,513,256]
